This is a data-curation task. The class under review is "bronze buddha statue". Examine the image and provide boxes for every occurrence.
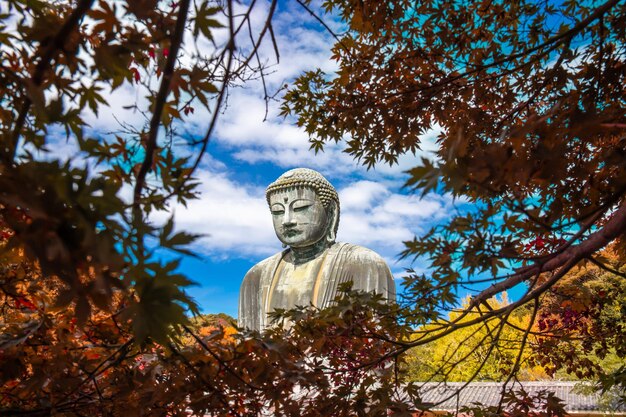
[238,168,395,331]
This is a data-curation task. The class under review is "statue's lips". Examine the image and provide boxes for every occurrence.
[282,229,301,237]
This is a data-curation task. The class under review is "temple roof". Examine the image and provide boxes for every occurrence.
[417,381,625,414]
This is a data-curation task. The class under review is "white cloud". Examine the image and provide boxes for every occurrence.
[337,180,450,258]
[157,170,452,269]
[151,168,281,259]
[339,181,388,211]
[186,0,444,181]
[71,0,438,184]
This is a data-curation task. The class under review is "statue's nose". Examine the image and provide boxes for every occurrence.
[282,209,296,227]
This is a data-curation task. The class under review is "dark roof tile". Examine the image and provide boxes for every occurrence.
[416,381,625,414]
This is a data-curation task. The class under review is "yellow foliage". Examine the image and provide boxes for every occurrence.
[403,293,549,382]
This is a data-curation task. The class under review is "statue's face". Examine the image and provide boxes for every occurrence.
[269,187,328,248]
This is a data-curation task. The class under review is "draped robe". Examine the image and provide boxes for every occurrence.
[238,242,395,331]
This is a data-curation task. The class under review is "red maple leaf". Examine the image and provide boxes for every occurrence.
[15,297,36,310]
[130,67,140,82]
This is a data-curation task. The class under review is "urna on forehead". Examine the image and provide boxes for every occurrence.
[265,168,339,209]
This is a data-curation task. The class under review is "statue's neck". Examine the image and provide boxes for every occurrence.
[289,239,330,264]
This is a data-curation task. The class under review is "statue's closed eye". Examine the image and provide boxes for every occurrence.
[271,204,285,215]
[292,200,313,211]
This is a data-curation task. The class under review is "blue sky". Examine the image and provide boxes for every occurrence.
[36,1,462,318]
[157,1,458,317]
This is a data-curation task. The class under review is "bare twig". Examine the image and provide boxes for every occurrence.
[6,0,95,162]
[182,324,264,391]
[246,12,271,120]
[497,298,539,414]
[295,0,351,57]
[231,0,278,74]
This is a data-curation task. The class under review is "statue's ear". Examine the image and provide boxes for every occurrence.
[326,201,339,244]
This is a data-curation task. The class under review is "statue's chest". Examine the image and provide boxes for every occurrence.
[267,258,325,311]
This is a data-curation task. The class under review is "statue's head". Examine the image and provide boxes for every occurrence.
[266,168,340,249]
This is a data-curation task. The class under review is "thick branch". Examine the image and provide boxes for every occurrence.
[403,251,575,349]
[391,221,618,351]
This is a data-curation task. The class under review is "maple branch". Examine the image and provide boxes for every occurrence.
[6,0,95,163]
[132,0,190,224]
[391,215,618,351]
[148,0,236,208]
[499,199,607,265]
[469,199,626,309]
[167,342,236,412]
[53,339,134,410]
[586,255,626,279]
[495,42,570,130]
[400,247,579,350]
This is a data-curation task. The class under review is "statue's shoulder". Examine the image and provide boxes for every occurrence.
[330,243,395,298]
[242,251,285,282]
[333,242,388,267]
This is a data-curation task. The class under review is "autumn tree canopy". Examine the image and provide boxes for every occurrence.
[2,0,625,414]
[283,0,626,401]
[533,250,626,393]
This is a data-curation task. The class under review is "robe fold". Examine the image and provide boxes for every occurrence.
[238,242,395,331]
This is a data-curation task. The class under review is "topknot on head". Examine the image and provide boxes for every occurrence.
[265,168,339,209]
